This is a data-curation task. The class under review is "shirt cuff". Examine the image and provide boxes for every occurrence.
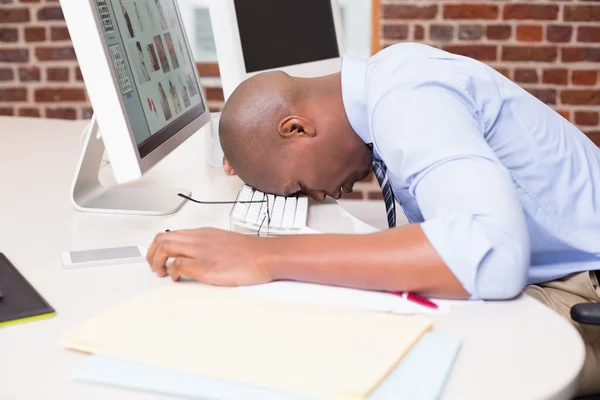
[420,208,493,299]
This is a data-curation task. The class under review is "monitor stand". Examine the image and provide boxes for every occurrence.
[70,115,190,215]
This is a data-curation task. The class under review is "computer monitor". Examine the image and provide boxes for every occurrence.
[60,0,211,215]
[210,0,344,100]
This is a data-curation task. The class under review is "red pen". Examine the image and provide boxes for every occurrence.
[389,291,438,310]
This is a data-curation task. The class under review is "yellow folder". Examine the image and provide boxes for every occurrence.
[61,283,432,400]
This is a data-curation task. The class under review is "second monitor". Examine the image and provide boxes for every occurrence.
[210,0,345,100]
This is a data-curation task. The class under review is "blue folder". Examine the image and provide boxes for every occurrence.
[71,332,461,400]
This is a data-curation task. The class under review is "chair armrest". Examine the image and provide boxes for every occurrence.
[571,303,600,325]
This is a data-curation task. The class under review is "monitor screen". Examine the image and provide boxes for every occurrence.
[92,0,206,158]
[233,0,339,73]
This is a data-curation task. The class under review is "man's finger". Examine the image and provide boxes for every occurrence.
[146,231,199,270]
[169,257,205,282]
[150,240,197,277]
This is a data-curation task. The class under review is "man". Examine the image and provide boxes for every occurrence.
[146,43,600,395]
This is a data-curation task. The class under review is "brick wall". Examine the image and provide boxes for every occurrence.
[378,0,600,147]
[0,0,92,119]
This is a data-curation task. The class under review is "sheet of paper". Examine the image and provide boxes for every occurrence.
[235,281,474,315]
[70,332,460,400]
[61,283,433,400]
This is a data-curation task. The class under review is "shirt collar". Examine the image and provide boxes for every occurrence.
[341,55,372,145]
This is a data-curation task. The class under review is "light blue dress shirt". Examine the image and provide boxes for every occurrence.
[341,43,600,300]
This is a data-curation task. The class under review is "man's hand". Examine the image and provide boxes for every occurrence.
[146,228,272,286]
[223,156,236,175]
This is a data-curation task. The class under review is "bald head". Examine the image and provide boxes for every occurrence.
[218,70,372,199]
[219,72,296,151]
[219,71,301,188]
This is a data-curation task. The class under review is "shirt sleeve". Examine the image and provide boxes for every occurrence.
[371,81,530,300]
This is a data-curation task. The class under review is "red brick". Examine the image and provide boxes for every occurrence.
[82,107,94,119]
[18,66,40,82]
[24,27,46,42]
[205,87,224,102]
[575,111,599,126]
[564,5,600,22]
[208,104,222,113]
[526,88,557,105]
[37,6,63,20]
[368,192,384,200]
[0,68,13,81]
[414,25,424,40]
[46,67,69,82]
[0,88,27,102]
[0,48,28,63]
[430,25,454,42]
[486,25,511,40]
[18,108,41,118]
[443,45,497,61]
[502,46,557,62]
[555,109,571,121]
[578,27,600,43]
[444,4,498,20]
[547,25,573,43]
[504,4,558,20]
[516,25,543,42]
[543,69,568,85]
[382,4,437,20]
[514,68,538,83]
[75,67,83,81]
[561,90,600,105]
[35,88,86,103]
[572,70,597,86]
[562,47,600,62]
[0,8,30,23]
[50,26,70,41]
[459,25,484,41]
[0,108,14,116]
[46,107,76,120]
[341,191,364,200]
[383,24,409,41]
[494,67,511,79]
[587,132,600,147]
[0,28,18,42]
[35,47,76,61]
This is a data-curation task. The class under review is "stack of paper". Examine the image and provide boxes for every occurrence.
[70,332,461,400]
[62,283,433,400]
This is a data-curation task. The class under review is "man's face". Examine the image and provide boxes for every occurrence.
[237,140,372,202]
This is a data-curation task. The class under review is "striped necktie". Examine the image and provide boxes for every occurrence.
[368,144,396,228]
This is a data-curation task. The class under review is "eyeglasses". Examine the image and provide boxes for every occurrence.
[177,192,272,237]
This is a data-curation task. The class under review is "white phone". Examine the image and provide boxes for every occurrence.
[61,245,147,269]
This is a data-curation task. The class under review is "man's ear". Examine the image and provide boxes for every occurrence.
[278,116,316,138]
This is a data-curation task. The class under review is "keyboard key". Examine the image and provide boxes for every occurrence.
[281,197,297,228]
[294,196,308,229]
[270,196,285,228]
[246,191,265,224]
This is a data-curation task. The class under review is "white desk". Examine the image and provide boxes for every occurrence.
[0,117,585,400]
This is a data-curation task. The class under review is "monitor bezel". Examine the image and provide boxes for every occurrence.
[210,0,345,100]
[60,0,211,184]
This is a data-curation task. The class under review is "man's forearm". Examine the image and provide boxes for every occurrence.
[260,224,469,299]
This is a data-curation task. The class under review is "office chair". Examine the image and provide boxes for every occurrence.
[571,303,600,326]
[570,299,600,400]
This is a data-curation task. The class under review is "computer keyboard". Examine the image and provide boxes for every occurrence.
[230,184,308,235]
